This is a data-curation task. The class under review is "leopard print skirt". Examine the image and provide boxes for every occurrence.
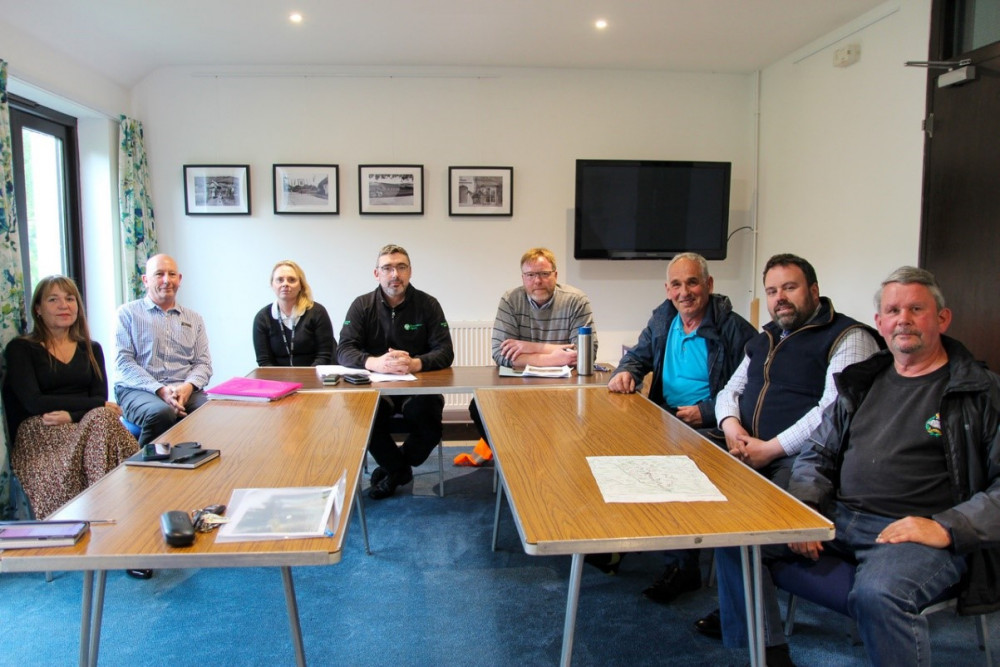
[11,407,139,519]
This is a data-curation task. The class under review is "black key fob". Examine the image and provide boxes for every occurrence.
[161,511,196,547]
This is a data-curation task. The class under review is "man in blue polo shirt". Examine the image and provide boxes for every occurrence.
[602,252,756,598]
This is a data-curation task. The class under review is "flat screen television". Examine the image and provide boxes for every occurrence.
[574,159,732,260]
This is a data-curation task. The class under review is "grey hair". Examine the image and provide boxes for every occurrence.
[874,266,946,311]
[667,252,710,283]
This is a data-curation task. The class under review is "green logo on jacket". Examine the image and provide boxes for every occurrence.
[403,323,423,331]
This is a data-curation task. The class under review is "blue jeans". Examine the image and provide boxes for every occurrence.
[716,502,968,666]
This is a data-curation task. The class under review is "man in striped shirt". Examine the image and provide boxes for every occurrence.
[465,248,596,447]
[114,254,212,445]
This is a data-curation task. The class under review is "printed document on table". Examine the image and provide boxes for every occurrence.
[586,455,727,503]
[520,365,572,378]
[215,471,347,542]
[315,365,417,382]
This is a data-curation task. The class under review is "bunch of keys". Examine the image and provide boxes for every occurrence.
[190,504,228,533]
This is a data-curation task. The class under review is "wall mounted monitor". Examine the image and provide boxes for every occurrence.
[574,159,732,260]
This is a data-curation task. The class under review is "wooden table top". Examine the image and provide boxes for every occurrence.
[249,365,614,394]
[476,386,833,555]
[0,391,379,572]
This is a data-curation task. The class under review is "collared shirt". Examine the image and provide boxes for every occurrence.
[660,314,710,408]
[271,301,305,330]
[114,296,213,394]
[715,326,879,456]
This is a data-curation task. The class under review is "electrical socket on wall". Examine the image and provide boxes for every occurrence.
[833,44,861,68]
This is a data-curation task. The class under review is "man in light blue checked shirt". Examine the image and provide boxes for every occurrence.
[115,254,212,445]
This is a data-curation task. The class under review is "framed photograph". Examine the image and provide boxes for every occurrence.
[273,164,339,215]
[358,165,423,215]
[183,165,251,215]
[449,166,513,216]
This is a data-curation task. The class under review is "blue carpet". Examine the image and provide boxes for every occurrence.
[1,447,996,666]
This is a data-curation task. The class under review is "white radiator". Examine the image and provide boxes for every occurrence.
[445,320,493,416]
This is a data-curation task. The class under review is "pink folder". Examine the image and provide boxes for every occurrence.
[205,377,302,402]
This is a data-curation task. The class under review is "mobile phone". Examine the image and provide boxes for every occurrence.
[343,374,371,385]
[142,442,171,461]
[321,374,341,385]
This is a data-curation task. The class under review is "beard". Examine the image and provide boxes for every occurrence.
[771,299,815,331]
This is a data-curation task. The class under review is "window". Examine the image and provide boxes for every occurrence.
[8,94,83,306]
[943,0,1000,57]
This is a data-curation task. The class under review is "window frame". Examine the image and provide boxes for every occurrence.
[7,92,85,305]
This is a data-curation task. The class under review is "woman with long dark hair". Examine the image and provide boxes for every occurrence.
[2,276,138,518]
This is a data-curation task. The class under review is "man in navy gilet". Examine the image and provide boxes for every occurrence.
[694,253,879,667]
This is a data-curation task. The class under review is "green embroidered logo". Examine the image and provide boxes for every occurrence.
[403,323,424,331]
[342,320,351,325]
[925,413,942,437]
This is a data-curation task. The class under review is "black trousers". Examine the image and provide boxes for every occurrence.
[468,397,487,440]
[368,394,444,473]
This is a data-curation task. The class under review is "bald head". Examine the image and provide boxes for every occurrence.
[142,254,182,309]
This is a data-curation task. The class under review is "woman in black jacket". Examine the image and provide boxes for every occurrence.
[252,260,336,366]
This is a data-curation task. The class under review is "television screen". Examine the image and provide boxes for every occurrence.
[574,159,731,260]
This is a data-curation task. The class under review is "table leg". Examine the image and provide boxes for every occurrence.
[740,546,765,667]
[491,480,506,551]
[88,571,108,667]
[560,553,585,667]
[281,566,307,667]
[79,571,94,667]
[355,484,371,555]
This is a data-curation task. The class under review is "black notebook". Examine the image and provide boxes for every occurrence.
[0,520,90,549]
[125,445,220,469]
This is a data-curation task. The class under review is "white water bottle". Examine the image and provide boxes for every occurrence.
[577,326,594,375]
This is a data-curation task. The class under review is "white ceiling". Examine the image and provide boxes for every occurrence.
[0,0,888,88]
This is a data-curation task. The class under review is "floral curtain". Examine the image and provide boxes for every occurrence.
[118,115,157,299]
[0,59,33,519]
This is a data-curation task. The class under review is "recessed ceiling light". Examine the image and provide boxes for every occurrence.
[289,12,303,24]
[595,19,608,30]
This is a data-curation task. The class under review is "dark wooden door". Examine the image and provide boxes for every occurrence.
[920,1,1000,371]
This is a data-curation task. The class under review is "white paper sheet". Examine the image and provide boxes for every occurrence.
[586,455,727,503]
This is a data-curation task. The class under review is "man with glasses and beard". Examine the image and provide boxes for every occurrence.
[338,244,454,500]
[693,253,880,667]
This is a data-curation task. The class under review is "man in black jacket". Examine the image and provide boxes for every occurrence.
[338,244,454,499]
[723,266,1000,666]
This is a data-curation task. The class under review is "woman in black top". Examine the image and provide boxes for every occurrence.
[2,276,138,518]
[252,260,336,366]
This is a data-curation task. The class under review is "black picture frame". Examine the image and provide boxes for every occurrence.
[448,166,513,216]
[273,164,339,215]
[183,164,251,215]
[358,164,424,215]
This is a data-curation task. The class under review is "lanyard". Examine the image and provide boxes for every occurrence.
[278,314,298,365]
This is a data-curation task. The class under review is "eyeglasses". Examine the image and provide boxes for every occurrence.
[522,271,554,280]
[378,263,410,275]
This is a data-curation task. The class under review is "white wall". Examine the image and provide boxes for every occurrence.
[1,0,932,387]
[755,0,931,327]
[129,66,757,383]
